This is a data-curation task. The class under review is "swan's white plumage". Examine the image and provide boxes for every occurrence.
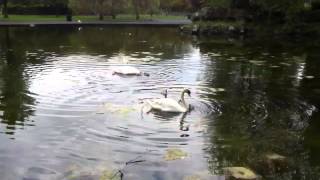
[112,66,141,75]
[144,89,191,113]
[146,98,187,112]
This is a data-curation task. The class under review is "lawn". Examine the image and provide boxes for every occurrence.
[0,14,187,22]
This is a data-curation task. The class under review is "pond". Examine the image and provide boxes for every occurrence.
[0,26,319,180]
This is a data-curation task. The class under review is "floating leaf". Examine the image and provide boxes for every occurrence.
[97,103,137,117]
[207,88,225,93]
[100,169,121,180]
[63,165,120,180]
[280,62,291,66]
[183,175,203,180]
[265,153,286,161]
[224,167,257,180]
[208,53,221,57]
[305,76,315,79]
[183,171,215,180]
[164,149,188,161]
[249,60,265,65]
[227,57,237,61]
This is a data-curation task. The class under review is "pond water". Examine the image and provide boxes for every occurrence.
[0,27,319,180]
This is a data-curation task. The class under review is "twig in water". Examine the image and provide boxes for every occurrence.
[110,155,146,179]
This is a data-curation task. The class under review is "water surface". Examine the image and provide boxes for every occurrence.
[0,27,319,180]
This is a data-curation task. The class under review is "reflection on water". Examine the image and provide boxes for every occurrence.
[0,27,319,179]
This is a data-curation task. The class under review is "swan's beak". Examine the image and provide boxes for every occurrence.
[188,92,191,97]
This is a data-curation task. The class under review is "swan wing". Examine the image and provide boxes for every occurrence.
[114,66,140,75]
[146,98,186,112]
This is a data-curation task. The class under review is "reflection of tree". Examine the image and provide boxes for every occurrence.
[0,26,194,137]
[198,37,320,178]
[68,27,193,61]
[0,28,35,135]
[300,50,320,168]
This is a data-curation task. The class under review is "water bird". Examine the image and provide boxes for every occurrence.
[144,89,191,113]
[160,89,168,98]
[112,66,149,76]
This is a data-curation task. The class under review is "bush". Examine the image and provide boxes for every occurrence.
[312,1,320,10]
[302,9,320,22]
[191,7,248,21]
[7,4,68,15]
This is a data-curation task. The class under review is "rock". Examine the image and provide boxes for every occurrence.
[256,153,288,175]
[224,167,257,180]
[164,148,188,161]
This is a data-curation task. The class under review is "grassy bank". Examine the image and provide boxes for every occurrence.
[0,14,187,22]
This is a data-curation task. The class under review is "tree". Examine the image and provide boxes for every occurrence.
[250,0,305,21]
[2,0,8,18]
[187,0,203,11]
[69,0,126,20]
[131,0,160,20]
[205,0,232,8]
[132,0,141,20]
[110,0,127,19]
[47,0,70,16]
[69,0,96,14]
[148,0,160,17]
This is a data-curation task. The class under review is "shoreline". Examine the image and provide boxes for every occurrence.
[0,19,192,27]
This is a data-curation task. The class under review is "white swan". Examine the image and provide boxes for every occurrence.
[144,89,191,113]
[111,66,149,76]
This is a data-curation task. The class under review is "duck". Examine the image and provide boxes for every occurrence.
[111,66,149,76]
[144,89,191,113]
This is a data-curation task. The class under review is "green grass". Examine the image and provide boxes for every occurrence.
[0,14,187,22]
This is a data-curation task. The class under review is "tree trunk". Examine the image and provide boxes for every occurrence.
[3,0,8,18]
[111,0,116,19]
[66,7,72,22]
[99,13,104,20]
[133,0,140,20]
[97,0,104,20]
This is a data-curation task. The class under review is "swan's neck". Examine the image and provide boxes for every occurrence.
[180,91,188,108]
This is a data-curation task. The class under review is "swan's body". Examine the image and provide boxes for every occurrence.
[112,66,149,76]
[145,89,191,113]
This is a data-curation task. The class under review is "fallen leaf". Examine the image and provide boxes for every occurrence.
[265,153,286,161]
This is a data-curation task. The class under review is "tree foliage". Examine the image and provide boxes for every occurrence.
[69,0,127,19]
[2,0,8,18]
[160,0,191,12]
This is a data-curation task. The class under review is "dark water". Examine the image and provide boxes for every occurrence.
[0,26,319,180]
